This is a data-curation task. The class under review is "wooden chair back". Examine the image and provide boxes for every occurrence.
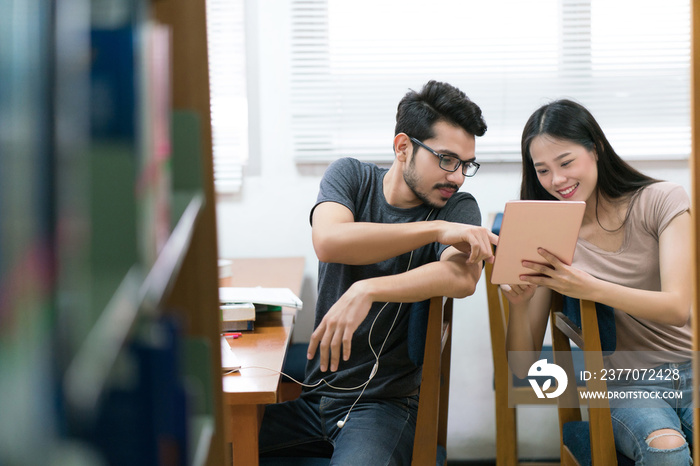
[550,294,620,466]
[484,258,561,466]
[262,295,454,465]
[411,296,453,465]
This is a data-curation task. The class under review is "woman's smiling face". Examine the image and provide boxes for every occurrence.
[528,135,598,202]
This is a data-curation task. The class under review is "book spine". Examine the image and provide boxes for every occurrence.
[220,303,255,322]
[221,320,254,332]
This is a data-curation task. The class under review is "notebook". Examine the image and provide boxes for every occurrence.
[221,336,241,372]
[490,200,586,285]
[219,287,303,310]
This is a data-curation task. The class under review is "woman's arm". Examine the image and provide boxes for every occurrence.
[521,212,692,327]
[594,211,691,325]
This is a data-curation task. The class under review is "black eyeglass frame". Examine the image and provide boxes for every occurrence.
[409,137,480,177]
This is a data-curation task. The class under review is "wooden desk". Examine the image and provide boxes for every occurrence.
[220,257,305,466]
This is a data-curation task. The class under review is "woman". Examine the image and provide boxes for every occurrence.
[503,99,693,464]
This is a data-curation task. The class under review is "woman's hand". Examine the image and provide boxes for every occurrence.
[520,248,596,299]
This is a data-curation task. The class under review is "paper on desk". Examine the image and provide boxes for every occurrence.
[219,286,303,310]
[221,336,241,372]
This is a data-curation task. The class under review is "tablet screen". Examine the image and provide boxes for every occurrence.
[490,201,586,285]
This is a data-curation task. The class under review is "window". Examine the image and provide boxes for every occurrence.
[290,0,690,164]
[206,0,248,193]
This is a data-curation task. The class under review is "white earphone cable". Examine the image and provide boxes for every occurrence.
[235,208,435,427]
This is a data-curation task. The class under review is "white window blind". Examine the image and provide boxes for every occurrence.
[290,0,690,164]
[206,0,248,193]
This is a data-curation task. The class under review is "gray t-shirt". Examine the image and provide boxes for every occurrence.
[573,182,692,369]
[305,157,481,399]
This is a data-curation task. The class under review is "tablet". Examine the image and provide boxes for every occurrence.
[490,200,586,285]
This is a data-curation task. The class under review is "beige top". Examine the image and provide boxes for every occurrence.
[573,181,692,370]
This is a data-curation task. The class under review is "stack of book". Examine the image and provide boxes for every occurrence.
[219,286,303,332]
[220,302,256,331]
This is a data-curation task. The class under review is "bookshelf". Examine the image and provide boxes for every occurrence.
[0,0,224,465]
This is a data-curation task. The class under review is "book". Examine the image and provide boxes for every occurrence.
[136,21,172,267]
[219,287,303,310]
[253,304,282,313]
[90,17,138,143]
[220,302,255,332]
[222,320,254,332]
[221,302,255,322]
[218,259,232,280]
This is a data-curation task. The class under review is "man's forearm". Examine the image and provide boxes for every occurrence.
[313,221,445,265]
[353,255,481,303]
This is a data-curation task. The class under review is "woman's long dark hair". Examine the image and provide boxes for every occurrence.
[520,99,657,201]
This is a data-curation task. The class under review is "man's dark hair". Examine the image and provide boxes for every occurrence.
[394,80,487,145]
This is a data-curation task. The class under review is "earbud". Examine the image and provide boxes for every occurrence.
[337,413,350,428]
[337,363,378,429]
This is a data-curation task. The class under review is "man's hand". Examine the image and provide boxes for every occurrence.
[307,282,373,372]
[499,283,538,306]
[436,223,498,264]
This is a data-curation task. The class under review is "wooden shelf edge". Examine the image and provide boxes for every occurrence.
[64,267,143,418]
[139,193,204,314]
[64,193,204,420]
[189,415,215,466]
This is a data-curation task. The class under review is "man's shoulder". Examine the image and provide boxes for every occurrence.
[325,157,386,184]
[327,157,379,174]
[328,156,375,170]
[447,190,477,205]
[330,156,361,168]
[437,190,480,224]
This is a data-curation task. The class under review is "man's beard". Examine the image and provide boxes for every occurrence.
[403,159,457,210]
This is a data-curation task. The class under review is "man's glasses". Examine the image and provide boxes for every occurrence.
[410,137,480,177]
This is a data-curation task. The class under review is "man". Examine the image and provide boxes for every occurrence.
[259,80,497,464]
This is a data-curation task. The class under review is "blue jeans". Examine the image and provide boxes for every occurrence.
[608,360,694,465]
[258,394,419,465]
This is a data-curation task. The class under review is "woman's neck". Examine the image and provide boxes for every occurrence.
[579,190,632,251]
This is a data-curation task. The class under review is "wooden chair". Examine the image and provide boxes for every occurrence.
[412,295,453,466]
[549,293,633,466]
[485,258,566,466]
[261,295,454,466]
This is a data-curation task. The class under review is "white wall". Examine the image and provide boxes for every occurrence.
[216,1,692,460]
